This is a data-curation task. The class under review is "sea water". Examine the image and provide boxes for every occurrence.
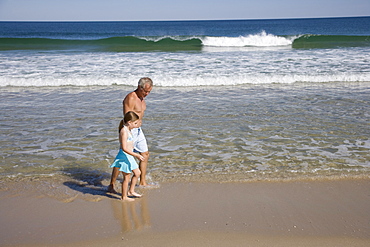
[0,18,369,190]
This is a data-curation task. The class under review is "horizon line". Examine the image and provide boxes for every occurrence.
[1,15,369,22]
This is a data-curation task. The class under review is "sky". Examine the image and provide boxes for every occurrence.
[0,0,369,21]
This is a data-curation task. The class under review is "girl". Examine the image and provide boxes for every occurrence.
[110,111,144,201]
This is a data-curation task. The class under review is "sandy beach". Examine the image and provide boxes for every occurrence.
[1,178,369,247]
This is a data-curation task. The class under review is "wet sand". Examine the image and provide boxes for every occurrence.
[1,179,369,246]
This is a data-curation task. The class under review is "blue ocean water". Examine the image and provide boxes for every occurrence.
[1,17,370,38]
[0,17,369,87]
[0,18,369,193]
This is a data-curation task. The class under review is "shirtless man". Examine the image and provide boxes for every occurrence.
[108,77,153,193]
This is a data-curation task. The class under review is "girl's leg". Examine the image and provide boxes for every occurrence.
[128,168,142,198]
[121,172,135,202]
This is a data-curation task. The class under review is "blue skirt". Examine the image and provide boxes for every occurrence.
[110,149,138,173]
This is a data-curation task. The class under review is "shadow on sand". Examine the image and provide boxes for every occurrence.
[62,167,118,199]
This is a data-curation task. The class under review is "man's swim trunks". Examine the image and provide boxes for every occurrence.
[131,127,148,153]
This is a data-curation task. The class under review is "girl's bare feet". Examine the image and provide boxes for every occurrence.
[128,191,142,198]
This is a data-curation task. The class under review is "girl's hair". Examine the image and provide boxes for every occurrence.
[119,111,140,132]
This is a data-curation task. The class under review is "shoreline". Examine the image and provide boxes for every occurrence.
[1,179,369,246]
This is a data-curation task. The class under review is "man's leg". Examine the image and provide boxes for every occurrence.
[138,151,149,186]
[108,166,120,193]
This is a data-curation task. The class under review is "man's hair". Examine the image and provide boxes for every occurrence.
[138,77,153,88]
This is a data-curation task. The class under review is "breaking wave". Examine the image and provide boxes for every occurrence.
[1,32,368,52]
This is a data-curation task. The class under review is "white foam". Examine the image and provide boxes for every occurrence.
[201,31,293,47]
[152,73,370,87]
[1,73,369,87]
[1,44,369,87]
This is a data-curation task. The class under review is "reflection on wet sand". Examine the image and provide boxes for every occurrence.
[111,195,151,233]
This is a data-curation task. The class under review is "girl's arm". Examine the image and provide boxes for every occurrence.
[120,128,144,161]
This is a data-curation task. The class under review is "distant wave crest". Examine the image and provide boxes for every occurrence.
[0,33,369,52]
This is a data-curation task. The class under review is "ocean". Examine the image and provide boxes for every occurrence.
[0,17,369,194]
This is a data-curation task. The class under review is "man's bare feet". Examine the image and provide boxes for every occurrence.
[128,192,142,198]
[121,197,135,202]
[136,183,159,189]
[107,184,118,194]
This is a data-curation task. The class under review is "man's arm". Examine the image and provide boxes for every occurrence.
[123,93,136,116]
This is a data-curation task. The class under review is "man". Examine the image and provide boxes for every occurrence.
[108,77,153,193]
